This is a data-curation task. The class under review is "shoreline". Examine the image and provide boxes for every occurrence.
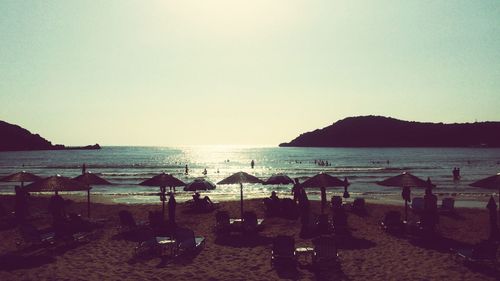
[1,191,492,209]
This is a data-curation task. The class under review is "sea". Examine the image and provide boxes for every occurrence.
[1,146,499,208]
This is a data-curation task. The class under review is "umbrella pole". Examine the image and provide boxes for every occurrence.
[87,189,91,218]
[240,183,244,220]
[404,200,408,222]
[321,187,326,214]
[162,189,166,221]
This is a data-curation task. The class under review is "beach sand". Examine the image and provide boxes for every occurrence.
[0,195,498,281]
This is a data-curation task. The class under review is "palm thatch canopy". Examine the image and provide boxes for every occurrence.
[377,172,430,188]
[0,171,42,183]
[301,172,349,188]
[73,172,111,185]
[139,172,185,187]
[24,175,90,192]
[217,171,262,185]
[184,178,216,191]
[263,174,294,185]
[470,173,500,190]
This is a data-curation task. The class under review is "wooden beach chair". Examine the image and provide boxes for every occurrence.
[350,198,367,215]
[453,240,498,265]
[242,211,264,234]
[174,227,205,257]
[312,235,339,267]
[271,235,297,268]
[134,228,176,257]
[380,211,405,234]
[16,223,56,249]
[410,197,424,214]
[440,198,455,214]
[215,210,231,236]
[118,210,147,233]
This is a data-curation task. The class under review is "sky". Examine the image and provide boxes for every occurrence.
[1,0,499,146]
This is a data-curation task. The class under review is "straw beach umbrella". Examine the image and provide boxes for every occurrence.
[470,173,500,225]
[217,171,263,219]
[184,178,216,191]
[0,171,42,187]
[263,174,295,185]
[24,175,90,193]
[73,172,112,218]
[139,173,185,219]
[377,172,432,221]
[301,172,349,214]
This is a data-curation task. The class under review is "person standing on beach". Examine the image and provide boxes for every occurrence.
[292,178,301,203]
[423,187,438,233]
[168,192,176,226]
[251,160,255,169]
[486,196,499,240]
[185,164,189,175]
[298,188,310,236]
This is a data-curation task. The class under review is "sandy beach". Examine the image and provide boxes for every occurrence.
[0,194,498,281]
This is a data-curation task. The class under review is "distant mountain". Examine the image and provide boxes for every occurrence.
[279,116,500,147]
[0,120,100,151]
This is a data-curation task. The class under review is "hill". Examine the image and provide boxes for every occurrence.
[279,116,500,147]
[0,120,100,151]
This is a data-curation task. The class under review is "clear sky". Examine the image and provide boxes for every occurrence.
[1,1,499,146]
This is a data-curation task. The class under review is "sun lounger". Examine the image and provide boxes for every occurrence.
[133,227,176,256]
[271,235,297,268]
[312,235,339,267]
[16,223,56,248]
[215,211,231,236]
[453,240,498,265]
[174,227,205,256]
[380,211,405,234]
[118,210,147,233]
[440,198,455,214]
[316,214,334,235]
[350,198,367,215]
[410,197,425,214]
[331,196,343,210]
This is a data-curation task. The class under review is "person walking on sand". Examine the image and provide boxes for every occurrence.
[251,160,255,169]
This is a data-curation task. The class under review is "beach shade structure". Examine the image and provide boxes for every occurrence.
[184,178,216,192]
[24,175,91,193]
[471,173,500,226]
[377,172,432,221]
[217,171,263,219]
[73,172,112,218]
[301,173,349,214]
[263,174,295,185]
[139,173,185,219]
[24,175,91,214]
[0,171,42,187]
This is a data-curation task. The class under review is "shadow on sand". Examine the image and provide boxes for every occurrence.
[214,233,272,248]
[336,235,377,250]
[0,241,84,271]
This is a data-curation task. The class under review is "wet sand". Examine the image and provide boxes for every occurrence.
[0,195,498,281]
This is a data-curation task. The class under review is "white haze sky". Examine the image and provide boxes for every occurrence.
[1,0,499,146]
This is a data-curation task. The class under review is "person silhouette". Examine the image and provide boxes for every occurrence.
[251,160,255,169]
[168,192,177,226]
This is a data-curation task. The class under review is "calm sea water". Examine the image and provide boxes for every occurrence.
[0,146,499,207]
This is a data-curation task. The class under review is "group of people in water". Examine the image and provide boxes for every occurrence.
[314,160,331,167]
